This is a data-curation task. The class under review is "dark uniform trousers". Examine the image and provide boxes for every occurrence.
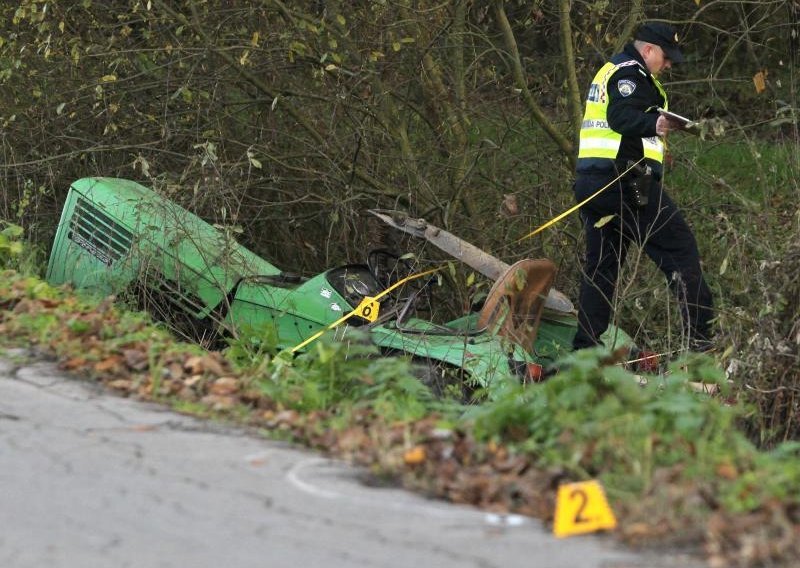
[573,172,714,350]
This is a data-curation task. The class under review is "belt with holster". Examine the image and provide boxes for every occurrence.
[623,160,653,208]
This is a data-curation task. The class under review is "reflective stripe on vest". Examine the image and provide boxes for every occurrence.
[578,59,667,164]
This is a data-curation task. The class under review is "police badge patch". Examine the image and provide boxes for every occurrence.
[617,79,636,97]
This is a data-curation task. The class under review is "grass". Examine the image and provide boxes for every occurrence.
[668,131,797,235]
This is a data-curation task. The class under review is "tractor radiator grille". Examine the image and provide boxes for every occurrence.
[138,266,208,318]
[67,197,133,266]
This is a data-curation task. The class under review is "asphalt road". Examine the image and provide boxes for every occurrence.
[0,351,704,568]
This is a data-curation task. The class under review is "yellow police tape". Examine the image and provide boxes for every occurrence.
[516,158,644,243]
[290,265,442,353]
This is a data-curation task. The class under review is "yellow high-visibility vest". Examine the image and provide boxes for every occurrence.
[578,59,667,164]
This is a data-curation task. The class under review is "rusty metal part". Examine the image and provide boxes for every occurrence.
[368,209,574,313]
[478,259,556,351]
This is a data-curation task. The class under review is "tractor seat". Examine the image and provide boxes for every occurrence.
[477,259,557,353]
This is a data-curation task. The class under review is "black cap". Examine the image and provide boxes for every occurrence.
[635,22,685,64]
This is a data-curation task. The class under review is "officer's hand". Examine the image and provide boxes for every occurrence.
[656,114,680,136]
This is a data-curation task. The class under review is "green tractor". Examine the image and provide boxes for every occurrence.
[46,177,635,397]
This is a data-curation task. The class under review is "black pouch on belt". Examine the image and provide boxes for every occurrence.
[623,160,653,208]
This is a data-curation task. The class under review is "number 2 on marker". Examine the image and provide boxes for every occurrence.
[570,488,591,524]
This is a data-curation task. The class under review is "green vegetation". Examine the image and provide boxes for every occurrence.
[0,222,24,267]
[260,337,438,421]
[3,222,800,565]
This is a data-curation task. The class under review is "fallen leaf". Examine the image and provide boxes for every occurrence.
[716,462,738,480]
[177,387,198,401]
[200,394,237,410]
[62,357,88,370]
[500,194,519,217]
[594,214,616,228]
[123,348,149,371]
[209,377,240,396]
[624,522,657,538]
[166,362,184,380]
[94,355,123,373]
[753,70,767,94]
[184,354,225,377]
[12,299,32,314]
[404,446,427,465]
[107,378,134,392]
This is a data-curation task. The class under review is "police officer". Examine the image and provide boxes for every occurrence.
[572,21,714,351]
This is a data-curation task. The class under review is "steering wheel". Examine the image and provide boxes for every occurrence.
[367,248,417,289]
[366,248,436,310]
[366,249,472,336]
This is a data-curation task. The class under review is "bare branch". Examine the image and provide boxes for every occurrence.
[493,0,575,166]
